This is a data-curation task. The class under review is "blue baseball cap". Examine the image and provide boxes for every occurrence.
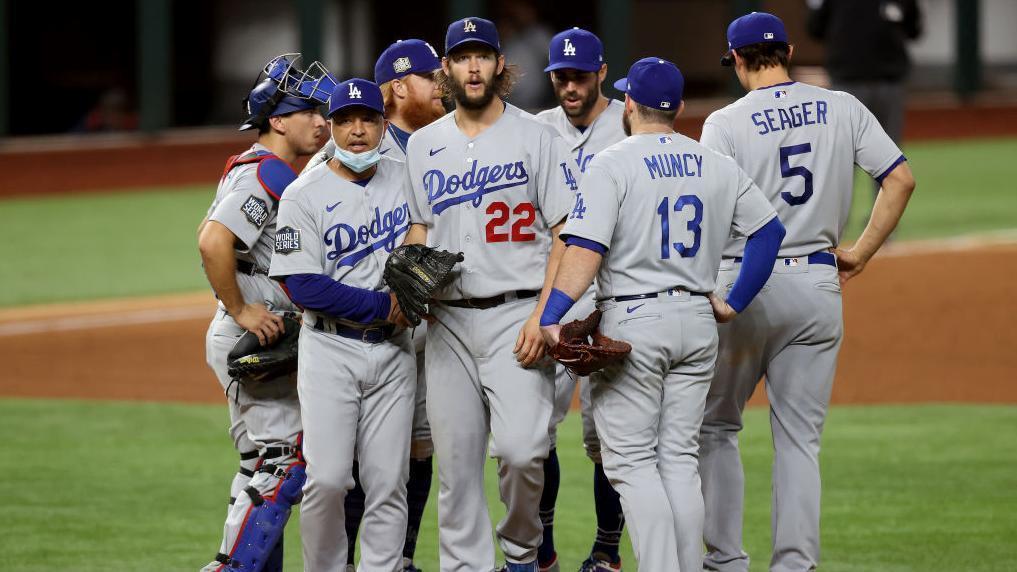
[721,12,788,66]
[445,17,500,54]
[612,57,684,111]
[374,39,442,85]
[328,78,385,118]
[544,28,604,73]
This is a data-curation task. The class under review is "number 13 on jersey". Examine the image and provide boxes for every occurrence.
[657,195,703,259]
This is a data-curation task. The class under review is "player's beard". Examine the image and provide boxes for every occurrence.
[402,91,446,131]
[451,73,497,111]
[622,107,632,136]
[557,85,599,120]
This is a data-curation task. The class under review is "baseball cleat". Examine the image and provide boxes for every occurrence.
[402,557,423,571]
[539,553,560,572]
[498,561,539,572]
[345,565,355,572]
[578,552,622,572]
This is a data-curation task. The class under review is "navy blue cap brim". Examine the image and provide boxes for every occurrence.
[328,102,385,118]
[544,61,602,73]
[612,77,629,92]
[446,38,499,54]
[239,97,318,131]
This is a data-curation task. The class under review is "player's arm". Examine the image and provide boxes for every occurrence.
[402,223,429,246]
[281,274,408,327]
[710,216,786,322]
[538,240,604,346]
[834,161,915,285]
[198,220,283,345]
[513,219,567,366]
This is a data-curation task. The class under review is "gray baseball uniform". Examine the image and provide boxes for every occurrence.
[698,82,905,572]
[561,131,777,572]
[305,129,432,449]
[536,99,626,460]
[201,144,302,568]
[404,103,573,570]
[269,156,417,572]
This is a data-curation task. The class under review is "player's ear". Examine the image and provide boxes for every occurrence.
[268,115,286,135]
[787,44,795,61]
[392,78,407,99]
[677,100,685,118]
[441,57,451,75]
[598,64,608,83]
[496,54,505,75]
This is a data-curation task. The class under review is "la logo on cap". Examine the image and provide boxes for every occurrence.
[348,83,362,99]
[563,38,576,56]
[393,57,411,73]
[464,19,477,32]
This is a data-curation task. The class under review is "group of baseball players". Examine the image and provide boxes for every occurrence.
[197,11,915,572]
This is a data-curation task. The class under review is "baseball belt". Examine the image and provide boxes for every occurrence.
[441,289,539,309]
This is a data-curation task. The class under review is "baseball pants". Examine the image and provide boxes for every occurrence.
[592,291,718,572]
[298,324,416,572]
[426,297,555,571]
[700,259,843,572]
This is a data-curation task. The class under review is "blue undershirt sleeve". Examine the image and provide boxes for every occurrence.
[726,216,786,313]
[284,273,391,324]
[563,235,608,255]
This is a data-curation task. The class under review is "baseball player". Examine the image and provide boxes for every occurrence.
[539,57,785,572]
[197,54,327,571]
[269,78,417,572]
[534,27,627,572]
[698,12,916,572]
[401,17,574,572]
[308,40,443,572]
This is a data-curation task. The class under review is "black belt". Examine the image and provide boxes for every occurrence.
[236,259,269,276]
[441,289,539,309]
[312,317,395,344]
[732,251,836,267]
[613,288,708,303]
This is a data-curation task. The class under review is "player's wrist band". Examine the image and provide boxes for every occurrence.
[540,288,576,326]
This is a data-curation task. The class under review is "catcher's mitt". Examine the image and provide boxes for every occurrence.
[384,244,464,326]
[550,309,631,376]
[227,315,301,399]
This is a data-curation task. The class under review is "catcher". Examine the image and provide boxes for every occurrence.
[197,54,329,572]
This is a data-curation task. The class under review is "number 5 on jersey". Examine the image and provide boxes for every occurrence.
[657,195,703,259]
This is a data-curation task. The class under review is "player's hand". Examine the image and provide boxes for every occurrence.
[832,248,866,287]
[540,323,562,347]
[234,303,285,346]
[514,314,546,367]
[707,293,739,323]
[387,292,413,328]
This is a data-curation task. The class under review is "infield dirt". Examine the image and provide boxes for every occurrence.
[2,242,1015,406]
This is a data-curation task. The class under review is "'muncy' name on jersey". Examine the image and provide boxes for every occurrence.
[562,132,777,300]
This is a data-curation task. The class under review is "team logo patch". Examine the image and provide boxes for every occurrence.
[463,19,477,33]
[563,38,576,56]
[275,226,301,254]
[393,57,412,73]
[764,32,775,39]
[774,90,788,99]
[660,101,671,109]
[348,82,362,99]
[241,195,269,228]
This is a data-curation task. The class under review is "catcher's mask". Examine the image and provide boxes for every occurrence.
[239,53,337,131]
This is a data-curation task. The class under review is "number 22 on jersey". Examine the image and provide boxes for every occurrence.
[486,201,536,242]
[657,195,703,259]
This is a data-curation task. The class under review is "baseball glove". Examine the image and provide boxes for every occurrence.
[384,244,464,326]
[227,315,301,399]
[550,309,631,376]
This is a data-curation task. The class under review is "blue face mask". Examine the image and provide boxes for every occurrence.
[333,134,383,173]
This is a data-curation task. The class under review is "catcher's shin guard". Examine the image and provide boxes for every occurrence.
[208,460,306,572]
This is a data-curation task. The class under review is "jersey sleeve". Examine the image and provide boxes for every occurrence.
[208,167,276,253]
[848,93,906,182]
[730,164,778,238]
[403,140,433,227]
[700,112,736,159]
[536,130,574,227]
[560,160,621,248]
[269,192,325,279]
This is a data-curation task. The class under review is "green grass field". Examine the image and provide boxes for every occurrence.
[2,399,1015,571]
[2,137,1016,307]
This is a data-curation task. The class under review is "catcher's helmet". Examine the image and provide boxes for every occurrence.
[240,54,336,131]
